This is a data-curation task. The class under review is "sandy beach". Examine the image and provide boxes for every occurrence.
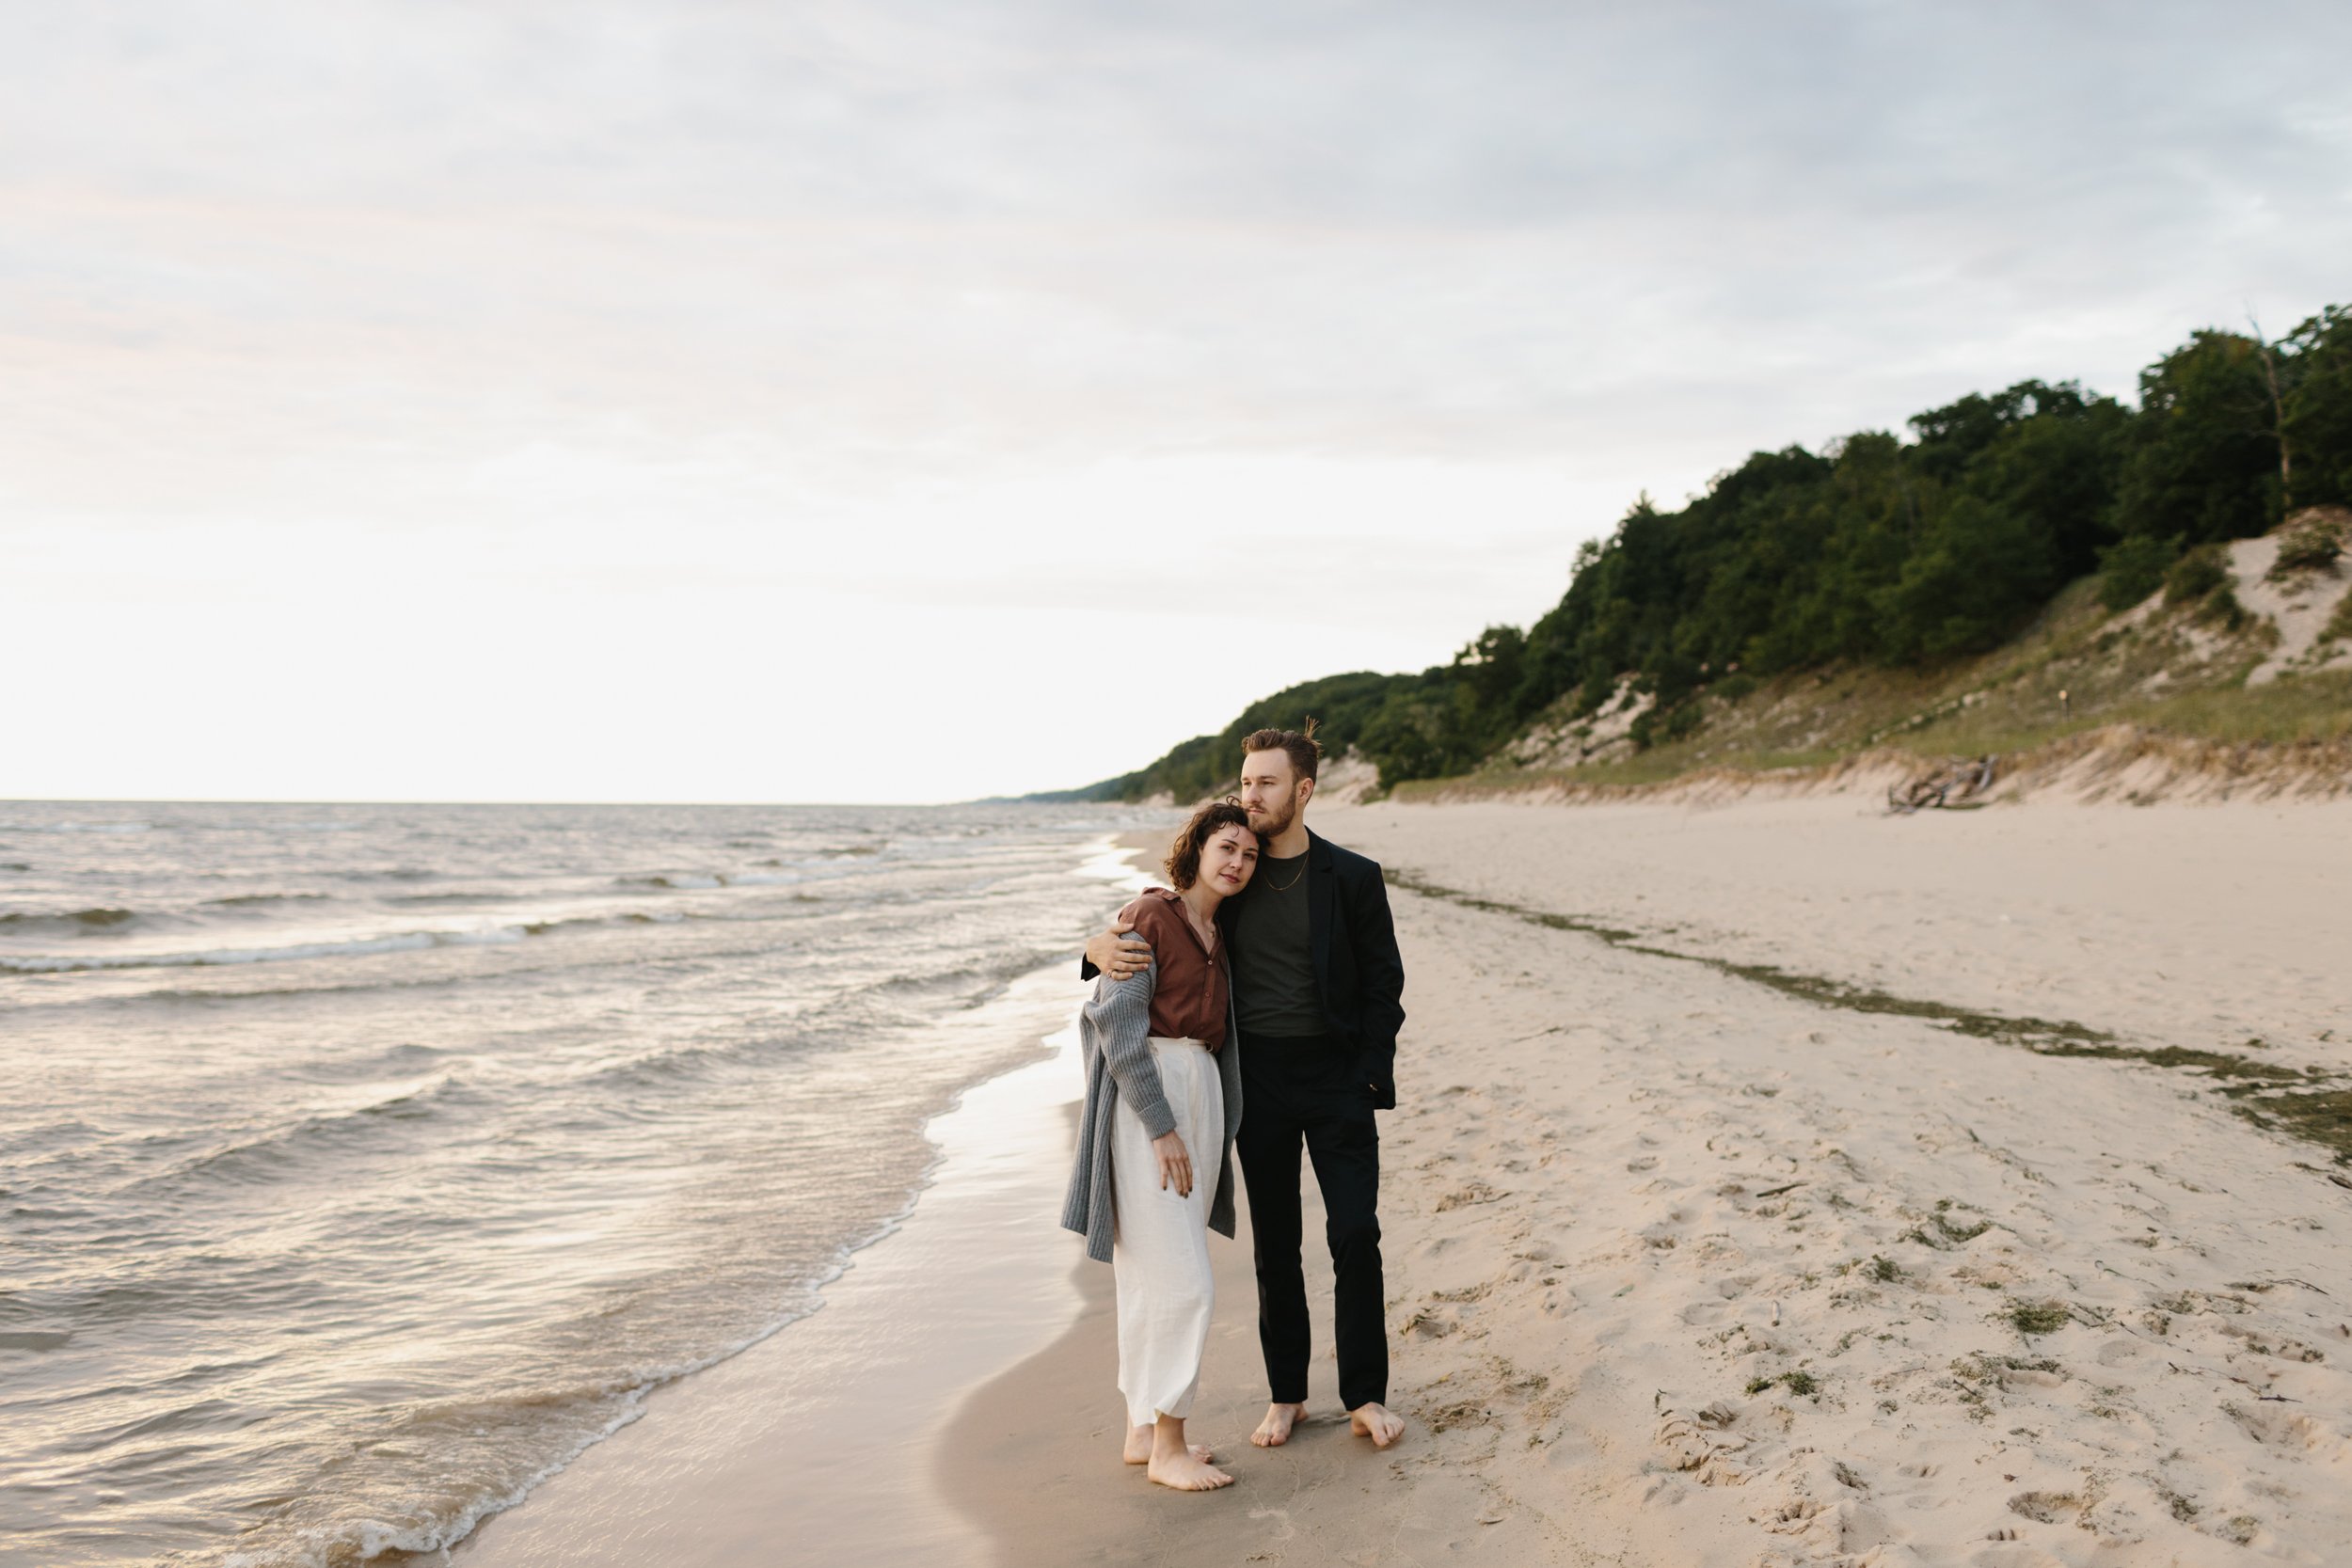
[467,789,2352,1567]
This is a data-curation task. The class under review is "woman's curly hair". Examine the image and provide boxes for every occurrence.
[1163,799,1257,891]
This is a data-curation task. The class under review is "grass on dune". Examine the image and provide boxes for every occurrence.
[1391,573,2351,802]
[1872,672,2352,759]
[2111,670,2352,747]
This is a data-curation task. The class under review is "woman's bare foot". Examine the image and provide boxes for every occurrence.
[1349,1401,1405,1448]
[1250,1402,1307,1448]
[1124,1423,1212,1465]
[1147,1415,1232,1491]
[1147,1447,1233,1491]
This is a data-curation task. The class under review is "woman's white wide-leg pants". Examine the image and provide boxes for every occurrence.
[1111,1036,1222,1431]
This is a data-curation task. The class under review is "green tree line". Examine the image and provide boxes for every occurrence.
[1098,303,2352,800]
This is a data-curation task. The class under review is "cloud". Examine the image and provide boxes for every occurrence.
[2,0,2346,798]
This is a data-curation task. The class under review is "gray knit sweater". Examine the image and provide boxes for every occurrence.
[1058,955,1244,1263]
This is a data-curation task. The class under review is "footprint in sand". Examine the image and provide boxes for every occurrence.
[1246,1508,1296,1542]
[2007,1490,2087,1525]
[1652,1406,1750,1485]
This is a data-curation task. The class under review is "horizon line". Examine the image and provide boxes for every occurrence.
[0,795,1112,810]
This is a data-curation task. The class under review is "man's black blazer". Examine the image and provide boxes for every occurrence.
[1086,827,1407,1110]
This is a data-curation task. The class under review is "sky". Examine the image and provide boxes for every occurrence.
[5,1,2348,803]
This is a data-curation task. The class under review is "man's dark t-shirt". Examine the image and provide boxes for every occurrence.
[1228,849,1322,1037]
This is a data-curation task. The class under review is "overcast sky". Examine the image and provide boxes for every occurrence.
[6,0,2347,802]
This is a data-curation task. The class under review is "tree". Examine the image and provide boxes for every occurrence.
[1965,383,2131,581]
[1106,302,2352,797]
[2112,329,2281,547]
[1875,496,2055,660]
[2280,305,2352,510]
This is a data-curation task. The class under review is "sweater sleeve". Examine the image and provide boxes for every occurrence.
[1085,958,1175,1139]
[1080,891,1157,981]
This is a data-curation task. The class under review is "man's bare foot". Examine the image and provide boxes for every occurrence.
[1125,1424,1212,1465]
[1250,1402,1307,1448]
[1350,1402,1405,1448]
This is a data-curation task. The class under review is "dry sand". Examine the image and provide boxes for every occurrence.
[952,795,2352,1567]
[464,791,2352,1568]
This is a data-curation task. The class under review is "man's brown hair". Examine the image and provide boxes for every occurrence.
[1241,718,1322,783]
[1164,800,1256,891]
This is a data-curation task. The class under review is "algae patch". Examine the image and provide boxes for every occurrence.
[1392,872,2352,1167]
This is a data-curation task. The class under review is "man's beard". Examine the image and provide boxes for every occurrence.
[1248,797,1297,843]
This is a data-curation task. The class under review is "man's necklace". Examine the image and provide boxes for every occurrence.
[1264,858,1308,893]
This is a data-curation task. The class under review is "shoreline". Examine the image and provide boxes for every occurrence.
[439,829,1168,1568]
[464,795,2352,1566]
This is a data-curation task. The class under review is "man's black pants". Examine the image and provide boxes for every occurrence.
[1235,1032,1387,1412]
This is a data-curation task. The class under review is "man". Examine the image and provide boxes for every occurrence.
[1084,723,1407,1449]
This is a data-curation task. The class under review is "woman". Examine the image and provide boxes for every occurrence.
[1059,800,1258,1491]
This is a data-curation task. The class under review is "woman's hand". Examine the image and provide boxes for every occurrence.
[1086,921,1152,981]
[1152,1131,1194,1197]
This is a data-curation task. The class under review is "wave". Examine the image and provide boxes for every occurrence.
[612,867,844,890]
[202,893,331,908]
[1,862,30,872]
[573,1037,791,1092]
[385,890,528,907]
[0,904,742,975]
[223,1393,654,1568]
[0,907,137,932]
[124,1075,469,1194]
[0,927,531,974]
[130,966,549,1006]
[872,946,1071,1007]
[518,911,675,936]
[562,1005,883,1093]
[18,924,808,1008]
[550,948,1057,1096]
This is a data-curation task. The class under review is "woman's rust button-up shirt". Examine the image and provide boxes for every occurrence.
[1122,887,1230,1053]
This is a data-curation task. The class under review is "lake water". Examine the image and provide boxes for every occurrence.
[0,800,1166,1566]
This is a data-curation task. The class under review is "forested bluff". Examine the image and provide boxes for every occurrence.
[1049,303,2352,803]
